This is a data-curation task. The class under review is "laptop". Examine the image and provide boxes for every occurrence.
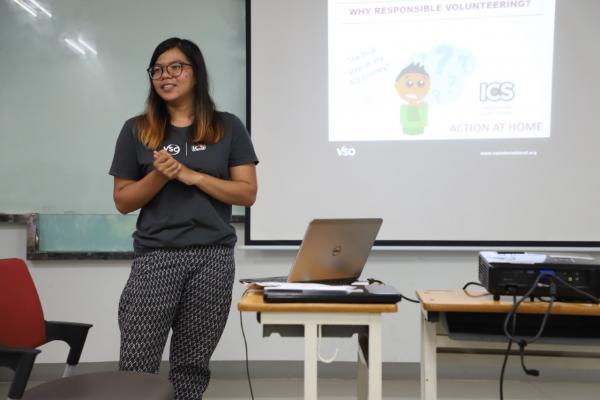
[240,218,383,285]
[263,283,403,304]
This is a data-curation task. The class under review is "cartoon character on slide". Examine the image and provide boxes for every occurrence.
[394,62,431,135]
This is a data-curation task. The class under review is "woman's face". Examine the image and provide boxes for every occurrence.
[151,47,195,105]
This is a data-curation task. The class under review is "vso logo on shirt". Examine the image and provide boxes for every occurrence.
[164,144,180,155]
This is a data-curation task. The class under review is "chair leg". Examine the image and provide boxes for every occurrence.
[0,347,40,400]
[63,364,76,377]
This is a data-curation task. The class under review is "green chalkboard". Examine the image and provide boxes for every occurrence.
[38,214,137,253]
[36,210,244,254]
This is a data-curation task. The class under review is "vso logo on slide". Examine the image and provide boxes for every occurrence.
[336,145,356,157]
[480,82,515,102]
[163,144,180,155]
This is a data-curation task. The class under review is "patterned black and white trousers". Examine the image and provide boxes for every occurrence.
[118,245,235,400]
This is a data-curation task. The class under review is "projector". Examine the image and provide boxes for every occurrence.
[478,251,600,301]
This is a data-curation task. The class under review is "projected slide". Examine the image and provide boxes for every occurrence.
[328,0,556,141]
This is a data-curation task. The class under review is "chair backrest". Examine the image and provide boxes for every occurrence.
[0,258,46,348]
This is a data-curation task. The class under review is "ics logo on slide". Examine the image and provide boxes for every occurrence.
[163,144,180,155]
[336,145,356,157]
[480,82,515,102]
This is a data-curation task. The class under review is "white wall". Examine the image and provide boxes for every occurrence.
[1,222,482,364]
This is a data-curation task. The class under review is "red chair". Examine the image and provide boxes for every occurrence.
[0,258,173,400]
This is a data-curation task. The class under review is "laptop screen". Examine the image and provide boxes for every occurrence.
[287,218,382,283]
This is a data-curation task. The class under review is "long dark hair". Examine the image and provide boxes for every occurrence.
[137,37,223,149]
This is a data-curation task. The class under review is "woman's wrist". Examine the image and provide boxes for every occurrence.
[192,170,205,187]
[150,168,170,183]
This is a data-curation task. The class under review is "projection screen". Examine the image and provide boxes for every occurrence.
[246,0,600,248]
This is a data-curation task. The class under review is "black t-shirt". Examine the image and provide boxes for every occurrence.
[109,112,258,252]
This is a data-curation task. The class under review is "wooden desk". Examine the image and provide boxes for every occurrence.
[416,289,600,400]
[238,290,397,400]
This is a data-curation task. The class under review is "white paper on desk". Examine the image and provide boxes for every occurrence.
[243,281,288,288]
[548,253,595,260]
[263,283,359,292]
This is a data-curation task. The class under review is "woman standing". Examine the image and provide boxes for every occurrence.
[109,37,258,400]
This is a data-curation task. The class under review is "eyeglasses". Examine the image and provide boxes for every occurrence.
[147,62,192,80]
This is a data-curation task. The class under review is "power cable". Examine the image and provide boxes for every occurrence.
[239,289,255,400]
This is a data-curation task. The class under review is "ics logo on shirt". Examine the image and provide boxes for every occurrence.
[163,144,180,155]
[191,144,207,152]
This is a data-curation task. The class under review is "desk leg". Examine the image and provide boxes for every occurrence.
[304,323,318,400]
[357,334,368,400]
[420,310,437,400]
[357,316,382,400]
[368,316,382,400]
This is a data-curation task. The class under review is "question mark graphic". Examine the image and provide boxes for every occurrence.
[458,54,467,72]
[446,75,457,96]
[458,52,475,74]
[435,44,452,75]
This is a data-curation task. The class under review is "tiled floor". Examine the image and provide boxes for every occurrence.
[204,378,600,399]
[3,377,599,399]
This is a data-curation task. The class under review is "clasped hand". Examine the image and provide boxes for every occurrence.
[153,149,197,185]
